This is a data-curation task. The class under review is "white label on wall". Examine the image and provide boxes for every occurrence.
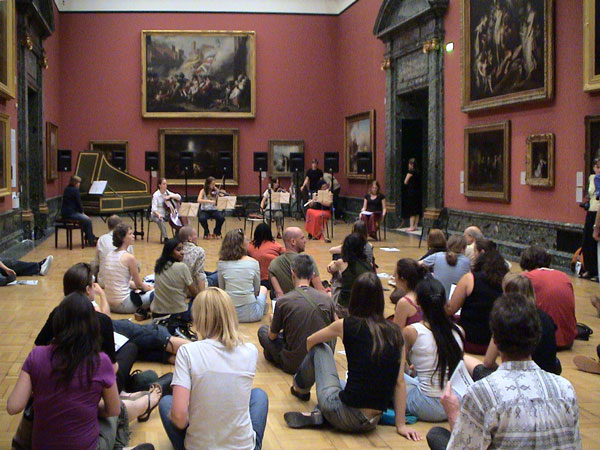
[151,170,157,178]
[520,171,526,185]
[576,187,583,203]
[576,171,584,187]
[460,182,464,194]
[11,128,16,188]
[460,171,464,183]
[261,171,267,179]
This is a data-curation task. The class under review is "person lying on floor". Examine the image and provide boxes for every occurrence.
[0,255,53,286]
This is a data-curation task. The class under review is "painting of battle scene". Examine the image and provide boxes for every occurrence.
[143,31,255,118]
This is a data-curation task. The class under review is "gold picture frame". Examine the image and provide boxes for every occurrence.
[526,133,554,187]
[159,128,239,186]
[46,122,58,181]
[0,112,11,197]
[345,110,375,179]
[461,0,554,112]
[584,0,600,91]
[269,140,304,178]
[142,30,256,119]
[0,0,16,99]
[464,121,511,202]
[90,140,129,172]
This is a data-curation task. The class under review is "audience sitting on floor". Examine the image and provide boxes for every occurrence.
[218,229,268,323]
[61,175,97,246]
[258,254,336,374]
[269,227,325,298]
[463,225,483,264]
[284,272,421,441]
[103,223,154,314]
[328,232,374,317]
[159,287,269,450]
[420,234,471,301]
[177,225,211,290]
[464,272,561,379]
[8,293,159,449]
[247,223,284,291]
[392,258,428,328]
[329,220,374,267]
[426,293,581,450]
[418,228,447,261]
[150,238,198,335]
[447,247,508,354]
[520,245,578,350]
[93,214,133,288]
[402,278,464,422]
[0,254,53,286]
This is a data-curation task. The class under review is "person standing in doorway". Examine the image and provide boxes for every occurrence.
[404,158,421,232]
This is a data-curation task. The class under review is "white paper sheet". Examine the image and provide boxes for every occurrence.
[114,332,129,352]
[449,361,474,397]
[380,247,400,252]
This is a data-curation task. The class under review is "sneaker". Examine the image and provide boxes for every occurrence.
[284,410,323,428]
[39,255,53,276]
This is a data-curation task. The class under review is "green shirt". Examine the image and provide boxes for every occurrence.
[268,252,320,295]
[151,261,193,314]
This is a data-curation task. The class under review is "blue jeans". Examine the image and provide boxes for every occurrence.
[64,212,96,244]
[236,290,268,323]
[404,374,460,422]
[198,209,225,237]
[112,320,171,363]
[205,270,219,287]
[294,344,380,433]
[0,258,40,285]
[159,388,268,450]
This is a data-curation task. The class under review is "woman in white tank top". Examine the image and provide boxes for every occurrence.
[401,278,464,422]
[103,223,154,314]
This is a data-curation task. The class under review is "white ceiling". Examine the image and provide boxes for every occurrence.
[55,0,359,15]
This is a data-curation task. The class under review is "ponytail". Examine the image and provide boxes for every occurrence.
[445,234,467,267]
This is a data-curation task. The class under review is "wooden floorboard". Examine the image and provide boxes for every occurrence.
[0,217,598,449]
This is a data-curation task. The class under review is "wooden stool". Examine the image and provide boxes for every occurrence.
[55,218,85,250]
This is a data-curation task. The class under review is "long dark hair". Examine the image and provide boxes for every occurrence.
[395,258,428,290]
[415,278,464,389]
[348,272,403,360]
[155,237,181,274]
[203,176,216,196]
[63,262,93,295]
[342,233,367,262]
[251,223,274,248]
[51,293,101,388]
[473,249,508,288]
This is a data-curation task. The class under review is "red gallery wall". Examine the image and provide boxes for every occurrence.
[444,0,600,224]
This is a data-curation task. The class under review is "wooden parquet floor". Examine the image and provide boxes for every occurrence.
[0,217,599,449]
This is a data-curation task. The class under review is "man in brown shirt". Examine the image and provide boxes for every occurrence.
[258,254,336,374]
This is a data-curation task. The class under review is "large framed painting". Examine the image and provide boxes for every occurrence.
[269,140,304,178]
[461,0,553,112]
[345,110,375,179]
[90,140,129,171]
[584,0,600,91]
[464,121,511,202]
[0,0,15,99]
[585,115,600,174]
[142,30,255,119]
[46,122,58,181]
[159,128,238,186]
[526,133,554,187]
[0,112,10,197]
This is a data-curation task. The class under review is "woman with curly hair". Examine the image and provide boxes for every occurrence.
[218,229,268,322]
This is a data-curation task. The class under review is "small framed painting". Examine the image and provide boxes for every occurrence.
[345,110,375,179]
[269,140,304,178]
[46,122,58,181]
[526,133,554,187]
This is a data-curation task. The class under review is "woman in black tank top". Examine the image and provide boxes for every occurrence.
[283,272,421,441]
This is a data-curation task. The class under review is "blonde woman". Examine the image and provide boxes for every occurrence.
[158,288,269,450]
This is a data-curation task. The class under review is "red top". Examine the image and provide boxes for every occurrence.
[247,240,285,281]
[523,268,577,348]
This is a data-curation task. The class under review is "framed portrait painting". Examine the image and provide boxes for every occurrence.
[584,0,600,91]
[345,110,375,179]
[90,140,129,171]
[142,30,255,119]
[526,133,554,187]
[0,0,15,99]
[0,112,10,196]
[461,0,553,112]
[269,140,304,178]
[46,122,58,181]
[464,121,511,202]
[585,115,600,174]
[159,128,238,186]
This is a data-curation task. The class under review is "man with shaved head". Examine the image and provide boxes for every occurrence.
[464,225,483,264]
[268,227,326,298]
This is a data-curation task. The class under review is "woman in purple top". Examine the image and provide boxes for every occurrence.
[7,293,161,449]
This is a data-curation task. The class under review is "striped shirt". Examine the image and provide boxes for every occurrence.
[448,360,581,449]
[103,250,131,306]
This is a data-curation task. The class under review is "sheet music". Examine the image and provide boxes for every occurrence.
[271,192,290,204]
[89,180,107,195]
[179,202,199,217]
[217,196,237,210]
[317,190,333,203]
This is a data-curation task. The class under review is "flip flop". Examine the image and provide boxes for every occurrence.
[137,384,162,422]
[284,410,324,428]
[119,390,149,401]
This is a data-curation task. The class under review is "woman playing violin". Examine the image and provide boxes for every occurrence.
[197,176,226,240]
[260,177,286,239]
[151,178,182,241]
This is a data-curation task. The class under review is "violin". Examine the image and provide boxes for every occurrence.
[164,191,189,232]
[212,174,230,197]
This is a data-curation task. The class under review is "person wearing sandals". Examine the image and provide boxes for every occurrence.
[103,223,154,314]
[284,272,421,442]
[159,287,269,450]
[402,278,464,422]
[392,259,428,328]
[151,238,199,327]
[7,293,161,449]
[197,176,226,239]
[218,229,268,323]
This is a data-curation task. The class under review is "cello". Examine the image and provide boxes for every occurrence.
[164,191,189,233]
